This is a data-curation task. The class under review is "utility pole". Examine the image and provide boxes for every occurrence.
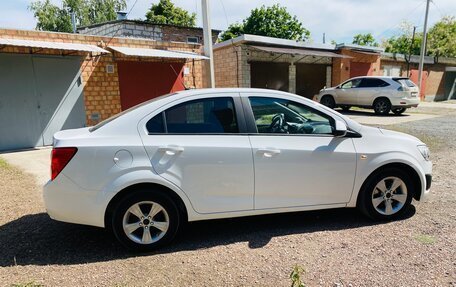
[417,0,430,99]
[407,26,416,77]
[202,0,215,88]
[71,12,77,33]
[323,33,326,44]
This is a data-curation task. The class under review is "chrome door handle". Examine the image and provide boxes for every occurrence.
[257,148,281,157]
[158,145,184,155]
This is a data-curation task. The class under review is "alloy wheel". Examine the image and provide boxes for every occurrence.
[371,176,408,215]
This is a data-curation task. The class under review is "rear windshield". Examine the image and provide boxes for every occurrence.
[89,93,176,132]
[393,78,417,88]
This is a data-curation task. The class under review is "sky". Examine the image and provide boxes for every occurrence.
[0,0,455,44]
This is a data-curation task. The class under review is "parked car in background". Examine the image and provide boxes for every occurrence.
[316,76,420,115]
[44,88,432,251]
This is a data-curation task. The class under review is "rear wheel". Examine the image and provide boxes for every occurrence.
[373,98,391,115]
[111,190,180,251]
[320,95,336,109]
[358,168,413,220]
[392,108,407,115]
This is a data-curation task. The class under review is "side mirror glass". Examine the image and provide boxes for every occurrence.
[334,120,348,137]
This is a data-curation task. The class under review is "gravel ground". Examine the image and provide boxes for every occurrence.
[0,106,455,287]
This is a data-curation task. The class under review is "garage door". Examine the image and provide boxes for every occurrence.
[117,61,185,110]
[0,54,85,151]
[250,62,289,92]
[296,64,328,99]
[350,62,372,78]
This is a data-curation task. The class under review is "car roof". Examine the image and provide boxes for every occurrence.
[348,76,409,80]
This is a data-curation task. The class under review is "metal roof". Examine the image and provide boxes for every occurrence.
[335,43,384,53]
[108,46,209,59]
[0,38,109,54]
[250,45,352,59]
[214,34,337,51]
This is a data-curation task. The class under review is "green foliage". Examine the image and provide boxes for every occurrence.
[29,0,127,32]
[352,33,379,47]
[145,0,196,27]
[383,16,456,57]
[427,16,456,58]
[415,234,436,245]
[384,34,422,55]
[290,265,306,287]
[220,4,310,42]
[0,157,10,170]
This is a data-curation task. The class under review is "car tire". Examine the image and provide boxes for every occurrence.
[392,108,407,115]
[373,98,391,115]
[341,105,351,111]
[358,167,414,221]
[111,190,180,251]
[320,95,336,109]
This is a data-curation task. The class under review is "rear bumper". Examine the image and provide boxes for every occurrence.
[43,173,105,228]
[391,97,420,108]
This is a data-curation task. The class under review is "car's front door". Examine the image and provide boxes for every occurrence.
[337,79,362,105]
[243,94,357,209]
[140,94,254,214]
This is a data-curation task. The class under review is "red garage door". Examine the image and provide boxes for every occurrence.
[350,62,372,78]
[117,61,185,110]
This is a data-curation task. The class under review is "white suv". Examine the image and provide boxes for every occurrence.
[316,76,420,115]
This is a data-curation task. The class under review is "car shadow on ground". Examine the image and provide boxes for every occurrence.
[337,109,410,117]
[0,206,415,267]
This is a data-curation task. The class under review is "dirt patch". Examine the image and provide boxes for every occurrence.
[0,115,455,286]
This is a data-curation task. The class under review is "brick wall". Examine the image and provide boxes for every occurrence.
[332,49,381,86]
[79,20,219,45]
[0,28,205,125]
[214,45,241,88]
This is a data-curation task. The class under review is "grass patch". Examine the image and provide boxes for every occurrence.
[11,283,43,287]
[415,234,436,245]
[0,157,11,170]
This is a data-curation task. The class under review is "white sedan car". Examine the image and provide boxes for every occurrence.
[44,88,432,251]
[316,76,420,115]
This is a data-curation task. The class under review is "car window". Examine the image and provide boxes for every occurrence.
[249,97,334,135]
[341,78,362,89]
[147,97,239,134]
[394,78,417,88]
[359,78,390,88]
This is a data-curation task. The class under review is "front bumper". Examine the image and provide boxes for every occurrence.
[425,174,432,190]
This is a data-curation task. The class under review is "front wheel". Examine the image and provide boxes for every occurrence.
[358,168,413,220]
[111,191,181,251]
[392,108,407,115]
[320,95,336,109]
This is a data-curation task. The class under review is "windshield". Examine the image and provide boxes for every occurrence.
[89,93,176,132]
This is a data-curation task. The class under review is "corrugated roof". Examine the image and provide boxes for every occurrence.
[0,38,109,53]
[250,45,352,59]
[109,46,208,59]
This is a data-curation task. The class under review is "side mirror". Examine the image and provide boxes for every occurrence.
[334,120,348,137]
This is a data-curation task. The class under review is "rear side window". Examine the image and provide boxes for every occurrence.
[146,97,239,134]
[394,78,417,88]
[359,78,390,88]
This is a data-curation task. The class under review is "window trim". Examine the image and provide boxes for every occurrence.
[145,95,248,135]
[241,96,338,137]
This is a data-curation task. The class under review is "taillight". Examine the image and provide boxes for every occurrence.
[51,147,78,181]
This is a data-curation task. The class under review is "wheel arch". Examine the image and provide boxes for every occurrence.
[372,96,391,107]
[104,182,189,230]
[356,162,423,208]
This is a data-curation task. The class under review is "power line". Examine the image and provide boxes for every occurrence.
[105,0,140,47]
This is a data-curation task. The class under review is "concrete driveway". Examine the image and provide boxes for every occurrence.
[0,147,51,185]
[339,109,439,125]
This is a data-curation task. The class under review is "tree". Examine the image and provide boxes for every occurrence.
[145,0,196,27]
[383,17,456,57]
[427,16,456,58]
[29,0,127,33]
[220,4,310,42]
[352,33,379,47]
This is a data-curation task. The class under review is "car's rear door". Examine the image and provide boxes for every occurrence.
[139,93,254,214]
[356,78,390,106]
[242,93,357,209]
